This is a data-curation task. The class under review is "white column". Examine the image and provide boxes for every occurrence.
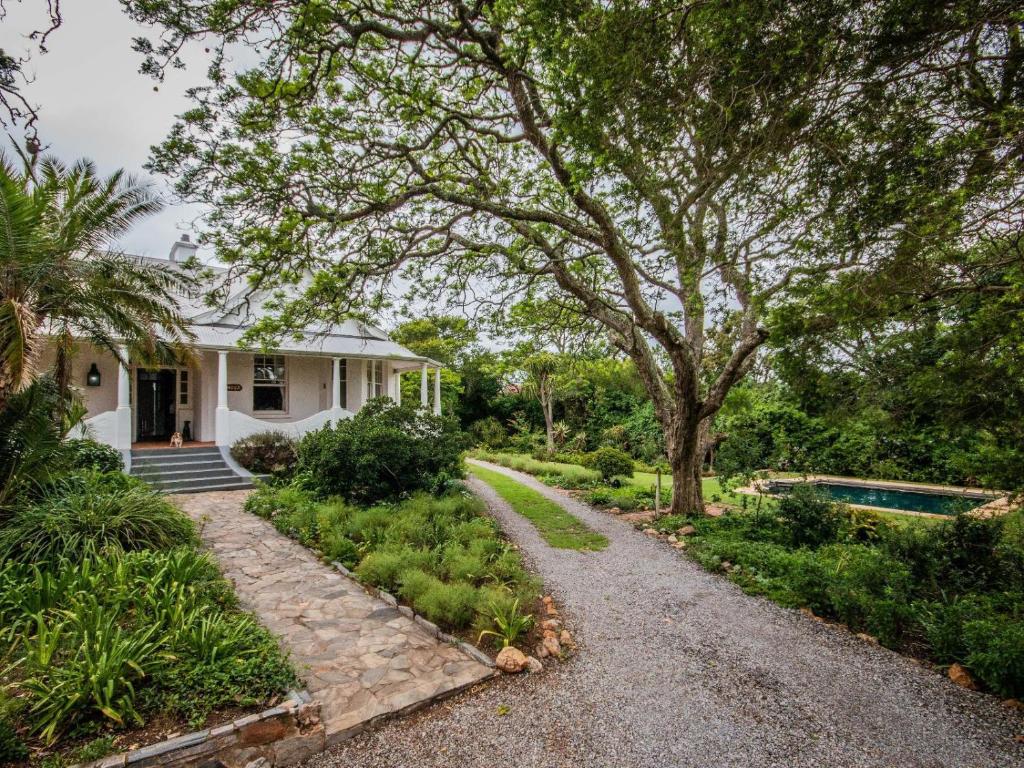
[331,357,342,413]
[115,345,132,449]
[393,371,401,405]
[433,366,442,415]
[215,350,229,446]
[420,362,428,407]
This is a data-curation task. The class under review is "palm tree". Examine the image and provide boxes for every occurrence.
[0,154,196,412]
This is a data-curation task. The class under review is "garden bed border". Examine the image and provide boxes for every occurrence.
[330,560,497,669]
[77,690,323,768]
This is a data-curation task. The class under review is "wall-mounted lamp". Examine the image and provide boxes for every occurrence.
[86,363,101,387]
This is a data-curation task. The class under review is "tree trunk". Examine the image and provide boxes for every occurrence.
[541,394,554,453]
[665,411,704,516]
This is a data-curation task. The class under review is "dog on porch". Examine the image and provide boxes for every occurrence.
[169,431,183,448]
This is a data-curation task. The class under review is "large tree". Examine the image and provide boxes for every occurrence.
[125,0,1021,513]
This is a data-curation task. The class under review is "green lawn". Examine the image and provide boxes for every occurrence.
[468,463,609,551]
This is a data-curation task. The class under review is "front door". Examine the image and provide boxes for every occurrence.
[137,369,177,441]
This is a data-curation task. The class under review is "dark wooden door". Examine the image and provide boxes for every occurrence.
[137,369,176,441]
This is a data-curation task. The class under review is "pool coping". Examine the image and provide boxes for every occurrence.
[735,474,1014,519]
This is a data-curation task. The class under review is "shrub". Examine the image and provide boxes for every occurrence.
[962,618,1024,698]
[468,417,508,449]
[776,484,843,548]
[584,447,634,481]
[477,597,534,650]
[230,431,298,479]
[62,439,123,473]
[0,472,196,565]
[297,398,466,504]
[409,579,479,628]
[355,547,435,593]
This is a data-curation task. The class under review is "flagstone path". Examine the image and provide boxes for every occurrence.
[173,490,494,746]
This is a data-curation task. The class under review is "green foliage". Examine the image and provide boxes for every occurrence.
[468,416,508,449]
[246,485,540,634]
[0,548,294,745]
[230,431,298,479]
[583,447,635,481]
[0,718,28,764]
[297,398,466,504]
[0,471,197,565]
[477,597,535,650]
[684,506,1024,697]
[776,484,844,548]
[62,439,123,473]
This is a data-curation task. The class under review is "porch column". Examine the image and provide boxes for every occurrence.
[393,371,401,405]
[420,362,428,408]
[215,350,229,446]
[433,366,442,416]
[331,357,342,416]
[115,345,132,449]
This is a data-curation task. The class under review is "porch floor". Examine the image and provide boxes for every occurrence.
[132,440,215,450]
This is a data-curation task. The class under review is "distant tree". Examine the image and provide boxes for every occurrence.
[391,316,478,368]
[125,0,1021,513]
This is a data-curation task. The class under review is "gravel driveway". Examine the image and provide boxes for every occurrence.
[306,460,1023,768]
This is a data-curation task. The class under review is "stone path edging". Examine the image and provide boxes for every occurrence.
[330,561,496,669]
[171,490,495,761]
[78,690,323,768]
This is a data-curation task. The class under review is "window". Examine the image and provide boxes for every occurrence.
[367,359,384,399]
[179,370,189,406]
[253,355,287,412]
[338,359,347,409]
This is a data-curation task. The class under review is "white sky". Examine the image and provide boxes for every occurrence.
[0,0,210,260]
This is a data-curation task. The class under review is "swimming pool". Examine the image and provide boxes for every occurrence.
[768,480,991,516]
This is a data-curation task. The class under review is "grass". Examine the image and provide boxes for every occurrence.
[468,464,609,551]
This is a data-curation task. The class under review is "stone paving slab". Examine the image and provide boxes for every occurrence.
[173,490,494,744]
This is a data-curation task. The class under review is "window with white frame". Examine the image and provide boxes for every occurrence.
[366,359,384,399]
[253,355,287,412]
[179,369,189,406]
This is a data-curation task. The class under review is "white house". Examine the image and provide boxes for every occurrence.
[60,236,443,454]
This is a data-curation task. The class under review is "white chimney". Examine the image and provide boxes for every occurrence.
[168,233,198,262]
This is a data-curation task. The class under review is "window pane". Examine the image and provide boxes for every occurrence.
[253,385,285,411]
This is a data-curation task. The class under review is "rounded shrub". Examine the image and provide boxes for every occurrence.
[584,447,635,481]
[230,431,298,479]
[62,439,123,473]
[296,398,467,505]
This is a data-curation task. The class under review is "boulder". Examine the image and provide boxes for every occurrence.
[542,595,554,605]
[542,635,562,657]
[855,632,878,645]
[672,541,687,550]
[1000,698,1024,712]
[667,535,678,543]
[643,528,659,536]
[535,642,549,659]
[495,646,529,673]
[559,629,573,647]
[540,619,561,631]
[542,629,558,640]
[545,603,559,617]
[525,656,544,674]
[948,663,979,690]
[677,525,697,536]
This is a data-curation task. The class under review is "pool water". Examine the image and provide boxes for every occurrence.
[810,483,985,516]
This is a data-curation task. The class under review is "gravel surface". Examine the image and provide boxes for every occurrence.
[306,460,1024,768]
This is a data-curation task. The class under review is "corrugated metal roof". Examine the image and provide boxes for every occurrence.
[188,324,438,368]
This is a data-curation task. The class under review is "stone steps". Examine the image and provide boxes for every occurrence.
[130,446,255,493]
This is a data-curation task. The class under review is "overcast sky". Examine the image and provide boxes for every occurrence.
[1,0,210,259]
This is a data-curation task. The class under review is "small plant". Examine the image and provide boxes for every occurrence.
[584,447,635,482]
[477,597,534,650]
